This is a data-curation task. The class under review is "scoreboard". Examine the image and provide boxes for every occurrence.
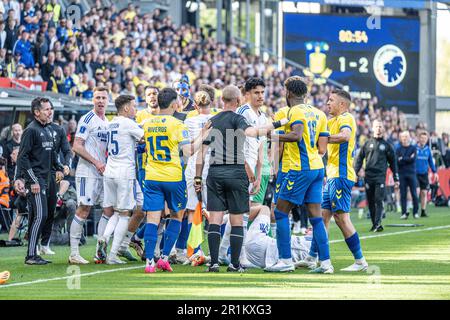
[284,14,420,113]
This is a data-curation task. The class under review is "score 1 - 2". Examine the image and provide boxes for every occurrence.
[338,56,369,73]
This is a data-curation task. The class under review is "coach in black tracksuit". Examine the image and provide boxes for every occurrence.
[396,131,419,219]
[40,109,72,250]
[355,120,399,232]
[17,97,64,265]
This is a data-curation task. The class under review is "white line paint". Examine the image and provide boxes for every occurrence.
[2,224,450,289]
[0,266,142,289]
[330,224,450,244]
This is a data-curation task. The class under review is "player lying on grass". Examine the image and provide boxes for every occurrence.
[219,205,312,270]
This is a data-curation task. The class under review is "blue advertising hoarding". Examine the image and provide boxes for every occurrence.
[284,13,421,113]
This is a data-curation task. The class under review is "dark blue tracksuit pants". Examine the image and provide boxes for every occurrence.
[399,174,419,216]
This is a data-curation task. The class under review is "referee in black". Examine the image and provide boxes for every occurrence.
[355,119,399,232]
[17,97,64,265]
[196,85,286,272]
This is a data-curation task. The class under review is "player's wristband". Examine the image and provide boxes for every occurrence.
[194,176,202,184]
[272,121,282,129]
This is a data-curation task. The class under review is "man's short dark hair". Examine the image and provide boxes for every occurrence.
[284,76,308,98]
[115,95,135,112]
[31,97,50,115]
[158,88,178,109]
[144,85,159,93]
[244,77,265,92]
[332,89,351,102]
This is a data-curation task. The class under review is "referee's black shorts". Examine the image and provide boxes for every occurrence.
[207,165,249,214]
[416,173,429,190]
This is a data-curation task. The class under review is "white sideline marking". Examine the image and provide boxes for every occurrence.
[0,265,142,289]
[330,224,450,244]
[1,224,450,289]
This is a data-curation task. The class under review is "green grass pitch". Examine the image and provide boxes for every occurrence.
[1,207,449,300]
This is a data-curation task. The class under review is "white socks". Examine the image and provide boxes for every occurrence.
[97,214,110,239]
[110,216,130,256]
[119,231,134,252]
[102,213,119,243]
[70,216,86,256]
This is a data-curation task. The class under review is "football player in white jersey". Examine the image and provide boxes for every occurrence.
[173,91,213,264]
[230,77,268,266]
[69,87,113,264]
[236,77,268,199]
[99,95,145,264]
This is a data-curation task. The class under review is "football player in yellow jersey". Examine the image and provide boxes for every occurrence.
[141,88,211,274]
[266,76,332,273]
[136,86,160,125]
[319,89,368,272]
[136,86,160,185]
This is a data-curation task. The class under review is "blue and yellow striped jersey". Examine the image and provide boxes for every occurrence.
[142,115,190,182]
[327,112,357,182]
[282,104,328,172]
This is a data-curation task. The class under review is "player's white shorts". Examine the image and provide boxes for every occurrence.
[103,178,142,211]
[76,177,104,207]
[245,213,274,268]
[186,178,207,211]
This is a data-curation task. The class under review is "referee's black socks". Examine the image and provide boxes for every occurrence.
[208,224,222,266]
[230,226,244,268]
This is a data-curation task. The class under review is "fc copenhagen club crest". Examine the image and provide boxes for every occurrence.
[373,44,407,87]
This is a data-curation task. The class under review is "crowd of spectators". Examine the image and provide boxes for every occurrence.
[0,0,448,149]
[0,1,448,151]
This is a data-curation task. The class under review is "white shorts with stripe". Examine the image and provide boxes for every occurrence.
[76,177,104,207]
[103,178,143,211]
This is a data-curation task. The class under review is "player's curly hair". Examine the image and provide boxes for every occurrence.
[284,76,308,99]
[194,91,211,107]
